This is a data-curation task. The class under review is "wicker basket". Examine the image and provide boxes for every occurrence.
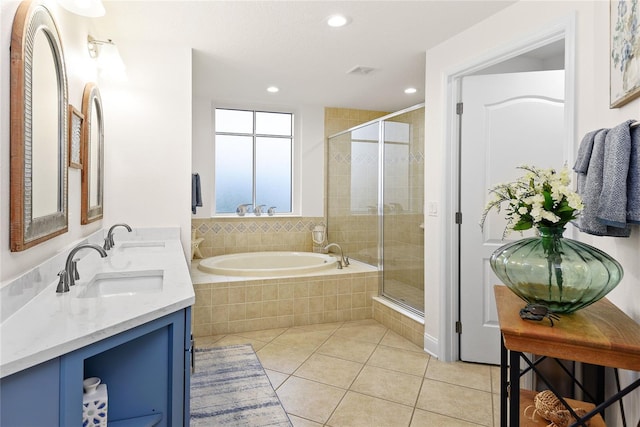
[523,390,590,427]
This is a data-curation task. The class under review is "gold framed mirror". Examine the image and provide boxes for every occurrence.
[10,1,69,251]
[80,83,104,224]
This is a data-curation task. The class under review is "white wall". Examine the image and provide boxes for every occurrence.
[0,0,101,283]
[191,98,325,218]
[100,41,192,257]
[1,3,192,281]
[425,1,639,423]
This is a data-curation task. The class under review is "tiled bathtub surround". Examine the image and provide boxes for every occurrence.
[192,217,325,258]
[190,261,380,337]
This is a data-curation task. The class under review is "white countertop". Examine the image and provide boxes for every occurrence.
[0,232,195,378]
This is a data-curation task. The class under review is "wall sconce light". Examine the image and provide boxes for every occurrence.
[58,0,105,17]
[87,35,127,81]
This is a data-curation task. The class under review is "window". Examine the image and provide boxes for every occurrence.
[214,108,293,214]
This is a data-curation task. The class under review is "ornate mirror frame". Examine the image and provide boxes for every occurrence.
[10,1,69,251]
[80,83,104,224]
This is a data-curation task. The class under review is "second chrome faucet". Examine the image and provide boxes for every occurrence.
[103,223,132,250]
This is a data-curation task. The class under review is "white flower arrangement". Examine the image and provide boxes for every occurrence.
[479,165,584,238]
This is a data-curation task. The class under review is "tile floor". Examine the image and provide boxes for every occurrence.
[197,318,501,427]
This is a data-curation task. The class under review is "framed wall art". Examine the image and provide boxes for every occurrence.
[610,0,640,108]
[69,105,83,169]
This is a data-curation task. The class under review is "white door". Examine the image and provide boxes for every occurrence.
[459,70,565,364]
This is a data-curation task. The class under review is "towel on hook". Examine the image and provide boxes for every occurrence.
[573,120,635,237]
[628,125,640,224]
[192,173,203,214]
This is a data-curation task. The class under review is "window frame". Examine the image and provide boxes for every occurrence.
[212,106,299,217]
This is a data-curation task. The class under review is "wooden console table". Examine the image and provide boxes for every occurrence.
[495,285,640,427]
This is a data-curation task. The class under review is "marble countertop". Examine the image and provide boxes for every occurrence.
[0,230,195,378]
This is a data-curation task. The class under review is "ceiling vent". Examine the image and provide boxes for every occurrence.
[347,66,377,76]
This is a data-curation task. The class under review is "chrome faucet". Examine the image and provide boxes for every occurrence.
[254,205,266,216]
[103,223,132,250]
[236,204,252,216]
[56,244,108,293]
[324,243,349,269]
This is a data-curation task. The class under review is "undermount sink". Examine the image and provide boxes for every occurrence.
[76,270,164,298]
[117,241,167,252]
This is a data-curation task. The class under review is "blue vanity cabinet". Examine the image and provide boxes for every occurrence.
[0,307,191,427]
[0,357,61,425]
[62,308,191,426]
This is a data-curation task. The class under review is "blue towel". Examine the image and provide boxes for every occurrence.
[192,173,202,214]
[629,126,640,224]
[573,120,636,237]
[596,120,634,228]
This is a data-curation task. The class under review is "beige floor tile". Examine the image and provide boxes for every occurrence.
[491,393,501,427]
[294,353,363,389]
[193,334,224,348]
[277,376,346,424]
[367,345,429,376]
[490,365,501,394]
[264,368,290,390]
[416,379,493,426]
[270,328,333,351]
[342,319,383,327]
[351,365,423,407]
[293,322,344,332]
[410,408,482,427]
[288,414,323,427]
[257,342,314,374]
[195,319,503,427]
[317,335,377,363]
[327,391,414,427]
[425,359,492,392]
[379,330,425,353]
[334,323,388,344]
[205,334,268,351]
[236,327,287,342]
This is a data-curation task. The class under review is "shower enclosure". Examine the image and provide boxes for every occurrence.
[327,104,425,314]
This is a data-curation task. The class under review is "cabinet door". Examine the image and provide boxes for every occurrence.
[183,307,192,426]
[0,358,60,426]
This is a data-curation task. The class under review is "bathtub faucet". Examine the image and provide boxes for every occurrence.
[324,243,349,269]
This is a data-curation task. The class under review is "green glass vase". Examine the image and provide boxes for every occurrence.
[490,226,624,314]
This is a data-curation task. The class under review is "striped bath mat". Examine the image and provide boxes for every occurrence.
[190,344,292,426]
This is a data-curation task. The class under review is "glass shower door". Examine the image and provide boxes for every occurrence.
[381,109,425,313]
[327,122,380,268]
[326,105,425,315]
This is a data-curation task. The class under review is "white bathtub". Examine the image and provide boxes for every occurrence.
[197,251,338,277]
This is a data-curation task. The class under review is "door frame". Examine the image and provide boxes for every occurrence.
[438,14,577,362]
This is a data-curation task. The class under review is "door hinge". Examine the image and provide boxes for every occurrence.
[455,321,462,334]
[456,102,463,115]
[455,212,462,224]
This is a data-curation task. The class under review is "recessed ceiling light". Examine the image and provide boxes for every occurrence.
[404,87,417,94]
[327,14,351,28]
[267,86,279,93]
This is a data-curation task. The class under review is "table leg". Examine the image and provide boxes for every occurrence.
[509,349,521,427]
[500,335,508,427]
